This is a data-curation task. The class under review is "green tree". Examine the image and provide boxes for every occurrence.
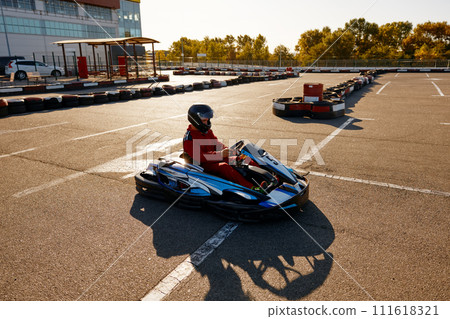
[345,18,379,58]
[403,21,450,59]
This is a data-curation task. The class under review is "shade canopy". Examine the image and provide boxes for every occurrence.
[53,37,159,46]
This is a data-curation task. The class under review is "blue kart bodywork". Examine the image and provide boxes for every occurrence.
[135,142,309,222]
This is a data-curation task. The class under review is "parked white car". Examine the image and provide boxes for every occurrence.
[5,60,65,80]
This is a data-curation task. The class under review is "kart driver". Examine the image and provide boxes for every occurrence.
[183,104,266,192]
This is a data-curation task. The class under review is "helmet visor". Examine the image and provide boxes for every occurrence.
[197,109,213,119]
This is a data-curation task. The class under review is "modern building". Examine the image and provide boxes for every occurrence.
[0,0,142,62]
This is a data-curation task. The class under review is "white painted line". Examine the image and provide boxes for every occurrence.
[376,81,391,95]
[72,122,148,141]
[0,122,69,135]
[46,85,65,90]
[142,222,239,301]
[294,118,354,166]
[440,123,450,125]
[0,147,36,159]
[0,87,23,93]
[257,93,274,98]
[431,81,445,96]
[13,172,86,198]
[12,138,183,197]
[356,118,375,121]
[268,83,283,86]
[220,100,249,107]
[121,172,135,180]
[394,73,399,78]
[426,73,430,78]
[308,171,450,197]
[83,82,98,87]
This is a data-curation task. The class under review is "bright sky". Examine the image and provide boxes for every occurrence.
[140,0,449,53]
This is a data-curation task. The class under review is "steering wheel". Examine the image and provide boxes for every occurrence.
[229,140,244,152]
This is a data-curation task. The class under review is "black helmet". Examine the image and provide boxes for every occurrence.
[188,104,214,133]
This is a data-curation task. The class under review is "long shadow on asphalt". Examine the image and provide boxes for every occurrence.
[131,195,334,300]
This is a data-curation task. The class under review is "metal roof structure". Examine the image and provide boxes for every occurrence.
[53,37,159,46]
[53,37,159,79]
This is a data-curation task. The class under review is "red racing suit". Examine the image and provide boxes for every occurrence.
[183,124,254,189]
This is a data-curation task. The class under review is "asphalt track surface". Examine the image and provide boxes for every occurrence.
[0,72,449,301]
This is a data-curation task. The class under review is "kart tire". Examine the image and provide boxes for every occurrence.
[7,99,26,114]
[119,90,132,100]
[43,96,62,109]
[140,88,152,97]
[62,95,79,107]
[107,91,120,101]
[24,97,44,112]
[93,92,109,104]
[78,94,94,106]
[131,90,142,99]
[0,98,8,117]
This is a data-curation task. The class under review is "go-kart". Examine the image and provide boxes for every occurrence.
[135,140,309,222]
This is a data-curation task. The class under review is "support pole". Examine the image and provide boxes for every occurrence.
[104,44,109,79]
[92,45,97,72]
[78,43,83,56]
[61,44,68,77]
[133,43,138,78]
[152,43,157,76]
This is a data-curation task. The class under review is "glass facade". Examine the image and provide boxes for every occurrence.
[118,0,141,37]
[84,3,112,21]
[0,0,35,11]
[44,0,78,16]
[1,16,115,38]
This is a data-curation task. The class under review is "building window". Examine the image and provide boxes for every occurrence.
[0,0,35,10]
[2,16,43,35]
[2,15,115,38]
[44,0,78,16]
[117,0,142,37]
[84,4,112,21]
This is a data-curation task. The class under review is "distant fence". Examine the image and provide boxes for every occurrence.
[157,59,450,69]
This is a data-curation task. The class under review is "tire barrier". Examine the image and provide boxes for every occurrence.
[7,99,26,114]
[0,98,8,118]
[193,82,203,91]
[273,70,378,119]
[161,85,176,95]
[131,89,142,99]
[24,97,45,112]
[93,92,109,104]
[119,89,133,100]
[107,91,120,102]
[140,88,153,97]
[44,96,62,109]
[78,94,95,106]
[62,95,79,108]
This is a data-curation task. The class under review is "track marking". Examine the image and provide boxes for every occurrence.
[0,122,69,135]
[72,122,148,141]
[13,172,86,198]
[12,138,183,198]
[426,73,430,78]
[440,123,450,126]
[395,73,399,78]
[0,148,37,159]
[356,118,375,121]
[220,100,250,107]
[294,118,354,166]
[257,93,274,98]
[376,81,391,95]
[306,171,450,197]
[142,222,240,301]
[431,81,445,96]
